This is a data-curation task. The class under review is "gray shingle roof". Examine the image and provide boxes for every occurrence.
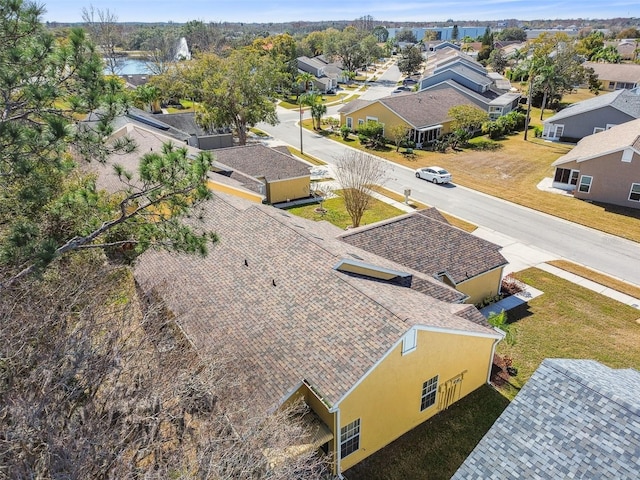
[212,144,311,182]
[134,195,498,408]
[552,117,640,165]
[544,89,640,123]
[339,209,507,284]
[452,359,640,480]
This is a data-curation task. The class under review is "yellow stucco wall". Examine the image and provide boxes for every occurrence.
[340,102,409,135]
[457,267,504,305]
[207,180,263,203]
[337,329,496,472]
[267,176,310,204]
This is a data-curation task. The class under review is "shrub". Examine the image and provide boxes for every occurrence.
[501,273,526,296]
[340,124,351,140]
[469,139,503,151]
[482,121,504,139]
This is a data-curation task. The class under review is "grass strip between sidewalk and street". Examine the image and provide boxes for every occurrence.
[547,259,640,300]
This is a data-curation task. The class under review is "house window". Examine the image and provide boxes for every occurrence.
[578,175,592,193]
[593,127,605,134]
[622,149,633,163]
[358,119,364,126]
[346,117,353,129]
[340,419,360,458]
[554,168,579,185]
[554,125,564,138]
[420,375,439,411]
[629,183,640,202]
[366,116,378,123]
[402,329,417,355]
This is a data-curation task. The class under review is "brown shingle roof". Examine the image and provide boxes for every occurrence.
[213,144,311,182]
[134,196,498,409]
[339,209,507,285]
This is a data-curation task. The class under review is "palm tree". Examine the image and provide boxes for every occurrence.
[295,72,314,99]
[133,84,162,113]
[300,92,326,130]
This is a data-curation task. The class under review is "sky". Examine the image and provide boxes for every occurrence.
[43,0,639,24]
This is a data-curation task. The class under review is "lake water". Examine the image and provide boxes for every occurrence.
[105,58,151,75]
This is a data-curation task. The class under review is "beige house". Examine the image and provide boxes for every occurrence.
[584,62,640,91]
[551,118,640,209]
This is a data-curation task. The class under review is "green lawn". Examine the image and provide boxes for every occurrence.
[286,191,405,229]
[345,385,509,480]
[497,267,640,399]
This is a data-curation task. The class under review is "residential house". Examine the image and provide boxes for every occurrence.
[339,209,508,305]
[453,359,640,479]
[616,39,639,61]
[550,118,640,209]
[422,80,521,120]
[584,61,640,91]
[418,49,520,119]
[212,144,312,204]
[542,89,640,142]
[108,107,233,150]
[297,56,341,93]
[424,41,461,52]
[337,86,482,147]
[134,193,504,476]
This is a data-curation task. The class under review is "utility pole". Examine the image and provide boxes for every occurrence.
[299,101,304,155]
[523,67,534,141]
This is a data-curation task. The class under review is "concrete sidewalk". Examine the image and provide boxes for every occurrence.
[363,189,640,312]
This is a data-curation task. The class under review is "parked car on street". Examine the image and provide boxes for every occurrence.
[415,166,452,184]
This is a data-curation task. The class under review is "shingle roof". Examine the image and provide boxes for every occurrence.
[452,359,640,479]
[212,144,311,182]
[134,196,498,409]
[544,89,640,123]
[552,117,640,165]
[584,61,640,84]
[339,209,507,284]
[86,123,203,193]
[342,87,479,129]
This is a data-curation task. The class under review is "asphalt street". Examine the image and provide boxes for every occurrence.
[256,66,640,287]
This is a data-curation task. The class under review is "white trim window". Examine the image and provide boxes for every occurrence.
[358,119,364,126]
[593,127,605,134]
[578,175,593,193]
[629,183,640,202]
[420,375,439,411]
[622,148,633,163]
[402,329,417,355]
[340,419,360,458]
[346,117,353,129]
[554,168,579,186]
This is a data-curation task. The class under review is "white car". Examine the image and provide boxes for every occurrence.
[415,166,452,184]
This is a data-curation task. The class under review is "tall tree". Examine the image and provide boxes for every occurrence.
[334,151,388,228]
[497,27,527,42]
[82,4,123,75]
[397,45,424,75]
[0,0,215,288]
[489,48,508,74]
[324,26,367,73]
[372,25,389,42]
[170,50,282,145]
